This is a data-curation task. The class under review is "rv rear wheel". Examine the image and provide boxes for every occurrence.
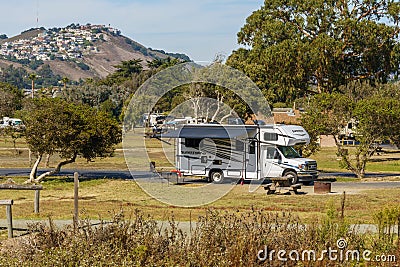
[210,171,224,183]
[285,171,298,185]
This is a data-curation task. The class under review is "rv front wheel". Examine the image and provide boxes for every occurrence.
[285,171,298,185]
[210,171,224,183]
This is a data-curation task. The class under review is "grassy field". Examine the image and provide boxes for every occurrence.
[0,176,399,225]
[0,136,399,225]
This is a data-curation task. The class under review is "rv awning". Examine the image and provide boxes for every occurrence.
[162,125,258,139]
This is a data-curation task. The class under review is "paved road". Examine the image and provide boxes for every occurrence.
[1,168,400,194]
[0,168,142,179]
[1,168,400,185]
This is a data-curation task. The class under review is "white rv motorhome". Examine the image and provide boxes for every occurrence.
[0,117,24,129]
[164,124,318,184]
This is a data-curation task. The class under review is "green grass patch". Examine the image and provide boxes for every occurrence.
[333,177,360,182]
[312,146,400,174]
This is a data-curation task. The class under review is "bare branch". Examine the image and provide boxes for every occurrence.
[219,109,236,124]
[357,2,384,22]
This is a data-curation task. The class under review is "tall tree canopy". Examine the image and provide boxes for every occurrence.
[227,0,400,103]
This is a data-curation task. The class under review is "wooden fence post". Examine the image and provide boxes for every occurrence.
[73,172,79,227]
[0,200,14,238]
[34,190,40,213]
[6,204,13,238]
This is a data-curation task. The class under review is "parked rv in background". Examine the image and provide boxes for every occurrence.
[0,117,24,129]
[140,113,166,127]
[141,113,210,128]
[163,124,318,185]
[338,119,358,140]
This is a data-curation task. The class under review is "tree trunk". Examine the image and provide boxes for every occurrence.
[29,154,43,183]
[45,154,51,168]
[34,154,77,183]
[219,109,235,124]
[211,91,223,122]
[333,135,360,177]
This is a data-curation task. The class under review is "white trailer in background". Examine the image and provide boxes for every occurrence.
[0,117,24,129]
[164,124,318,184]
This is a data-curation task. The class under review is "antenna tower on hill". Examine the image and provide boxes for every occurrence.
[36,0,39,29]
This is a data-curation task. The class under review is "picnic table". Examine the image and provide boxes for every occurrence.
[263,177,302,195]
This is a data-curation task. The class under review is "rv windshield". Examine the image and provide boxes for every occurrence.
[277,146,301,159]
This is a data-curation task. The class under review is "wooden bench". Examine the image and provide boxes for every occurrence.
[289,183,302,194]
[263,183,275,194]
[0,184,43,213]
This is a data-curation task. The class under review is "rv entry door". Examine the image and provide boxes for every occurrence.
[261,145,282,178]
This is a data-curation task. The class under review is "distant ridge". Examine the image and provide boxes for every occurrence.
[0,24,191,81]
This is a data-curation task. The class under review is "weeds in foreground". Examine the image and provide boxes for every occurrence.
[0,205,399,266]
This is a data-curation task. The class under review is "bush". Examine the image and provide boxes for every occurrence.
[0,208,398,266]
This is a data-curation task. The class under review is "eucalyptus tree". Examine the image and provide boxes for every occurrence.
[61,76,70,90]
[114,59,143,78]
[147,57,181,70]
[227,0,400,103]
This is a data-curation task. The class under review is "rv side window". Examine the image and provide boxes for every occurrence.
[264,132,278,141]
[265,146,277,159]
[185,138,202,148]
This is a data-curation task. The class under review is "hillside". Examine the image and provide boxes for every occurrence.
[0,24,190,81]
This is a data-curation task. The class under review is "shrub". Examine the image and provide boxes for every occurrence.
[0,209,398,266]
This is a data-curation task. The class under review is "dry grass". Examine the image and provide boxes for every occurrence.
[0,209,399,266]
[0,177,399,225]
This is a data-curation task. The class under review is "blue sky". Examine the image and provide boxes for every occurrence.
[1,0,264,63]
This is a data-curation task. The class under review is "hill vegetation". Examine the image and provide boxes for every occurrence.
[0,23,191,81]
